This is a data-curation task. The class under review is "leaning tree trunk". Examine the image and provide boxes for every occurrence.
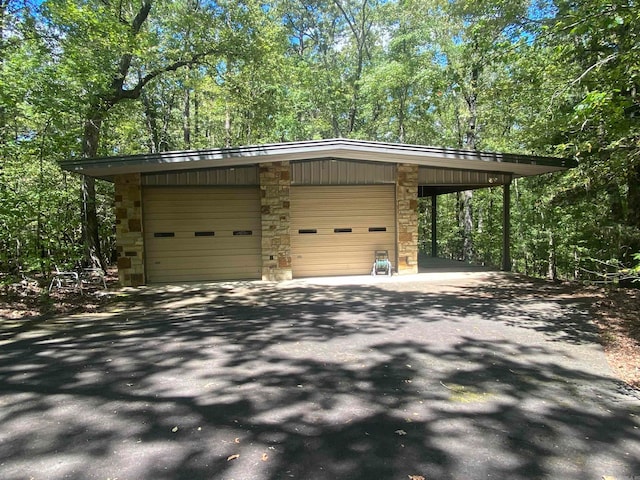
[81,108,106,270]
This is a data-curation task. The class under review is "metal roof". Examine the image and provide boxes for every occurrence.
[59,138,575,180]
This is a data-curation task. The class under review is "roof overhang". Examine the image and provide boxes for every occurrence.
[59,138,575,181]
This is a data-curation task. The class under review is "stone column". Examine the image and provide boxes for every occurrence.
[259,162,292,281]
[396,164,419,275]
[114,173,145,286]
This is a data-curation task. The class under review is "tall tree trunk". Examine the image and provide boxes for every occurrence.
[334,0,371,134]
[36,119,51,274]
[398,92,406,143]
[547,230,557,281]
[160,94,175,152]
[348,85,359,134]
[182,65,191,148]
[458,190,474,262]
[457,61,480,263]
[141,91,159,153]
[0,0,8,144]
[606,182,624,223]
[331,114,342,138]
[183,86,191,148]
[224,100,232,148]
[627,164,640,229]
[194,88,200,141]
[464,69,478,150]
[81,107,106,269]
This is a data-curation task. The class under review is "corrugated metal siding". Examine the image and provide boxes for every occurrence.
[419,167,510,186]
[292,160,396,185]
[142,166,258,186]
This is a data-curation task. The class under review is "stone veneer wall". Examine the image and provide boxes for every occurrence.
[259,162,292,281]
[396,163,419,274]
[114,173,145,286]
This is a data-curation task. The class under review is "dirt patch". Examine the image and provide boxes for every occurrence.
[0,269,121,321]
[591,287,640,388]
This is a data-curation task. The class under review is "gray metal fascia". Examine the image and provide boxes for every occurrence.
[59,138,575,179]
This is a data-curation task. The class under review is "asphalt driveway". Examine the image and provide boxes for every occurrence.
[1,272,639,480]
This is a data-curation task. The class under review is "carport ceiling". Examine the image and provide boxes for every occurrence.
[419,185,502,196]
[60,138,575,181]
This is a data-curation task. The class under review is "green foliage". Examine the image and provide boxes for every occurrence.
[528,0,640,278]
[2,0,638,283]
[632,254,640,280]
[1,1,85,274]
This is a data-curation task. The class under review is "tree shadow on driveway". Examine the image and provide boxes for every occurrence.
[0,276,639,480]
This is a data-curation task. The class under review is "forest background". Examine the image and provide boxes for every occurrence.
[1,0,639,284]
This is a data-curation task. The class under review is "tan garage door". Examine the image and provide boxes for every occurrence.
[291,185,396,277]
[143,187,261,282]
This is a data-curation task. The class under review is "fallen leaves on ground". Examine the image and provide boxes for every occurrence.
[591,287,640,388]
[0,269,119,320]
[227,454,240,461]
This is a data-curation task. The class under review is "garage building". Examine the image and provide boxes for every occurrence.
[61,139,573,286]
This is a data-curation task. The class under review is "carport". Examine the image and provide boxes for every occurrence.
[60,139,574,285]
[418,167,516,271]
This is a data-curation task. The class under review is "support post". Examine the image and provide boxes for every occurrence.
[431,194,438,258]
[396,164,419,274]
[260,162,292,281]
[114,173,145,286]
[502,179,512,271]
